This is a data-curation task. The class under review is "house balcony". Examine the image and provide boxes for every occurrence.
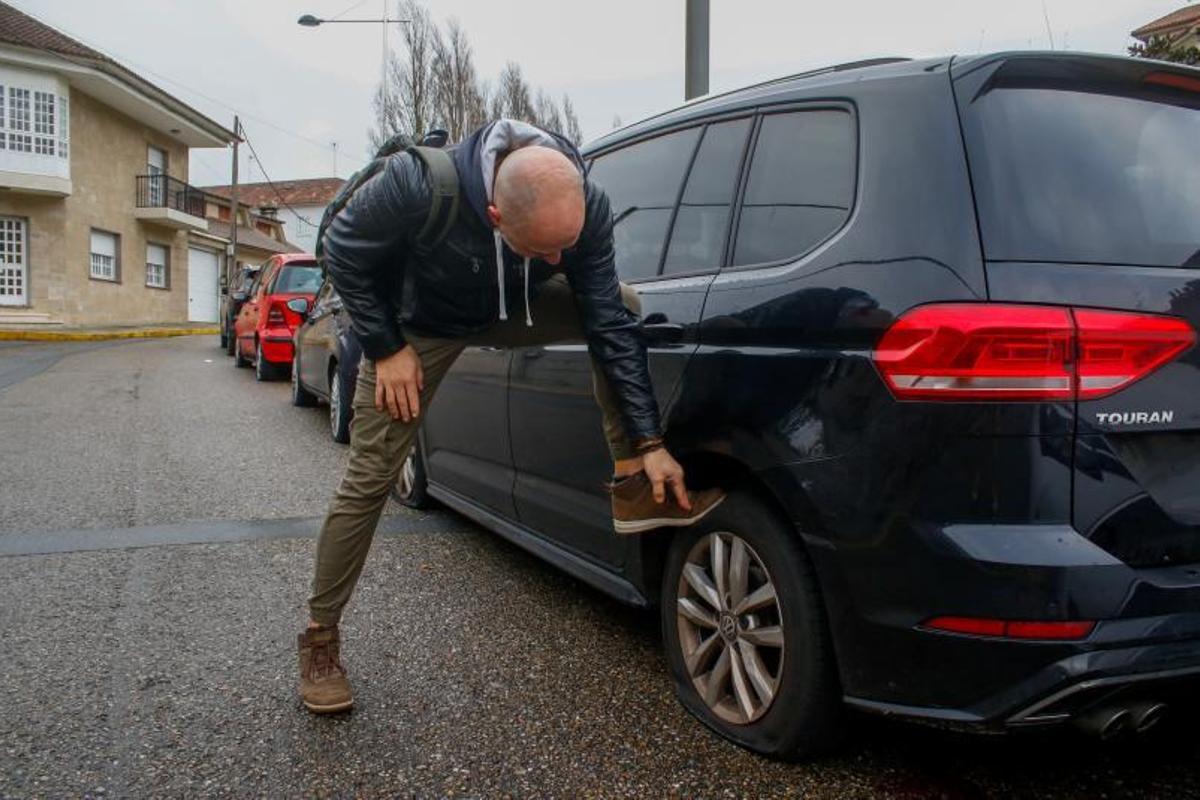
[134,174,209,232]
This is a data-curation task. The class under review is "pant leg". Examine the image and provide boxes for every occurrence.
[308,333,464,625]
[473,274,642,461]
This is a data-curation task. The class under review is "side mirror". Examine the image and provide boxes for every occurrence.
[286,297,311,318]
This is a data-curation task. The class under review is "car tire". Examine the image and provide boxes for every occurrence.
[394,439,433,509]
[291,352,318,407]
[219,327,228,351]
[225,324,237,357]
[328,364,354,444]
[234,336,251,368]
[660,490,846,761]
[255,340,278,382]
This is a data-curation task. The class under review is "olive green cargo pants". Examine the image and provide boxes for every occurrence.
[308,275,640,625]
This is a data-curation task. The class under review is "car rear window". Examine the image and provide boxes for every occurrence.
[958,60,1200,268]
[273,264,322,293]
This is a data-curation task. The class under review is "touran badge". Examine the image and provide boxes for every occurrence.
[1096,411,1175,425]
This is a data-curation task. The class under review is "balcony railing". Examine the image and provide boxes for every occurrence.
[135,174,207,218]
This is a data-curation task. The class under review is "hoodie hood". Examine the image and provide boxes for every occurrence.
[451,119,587,326]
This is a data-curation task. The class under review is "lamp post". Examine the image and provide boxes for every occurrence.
[298,5,410,138]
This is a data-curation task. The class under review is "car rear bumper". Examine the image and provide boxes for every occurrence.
[260,330,294,364]
[799,512,1200,730]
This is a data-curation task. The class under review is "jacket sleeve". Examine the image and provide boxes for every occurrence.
[564,183,663,443]
[321,153,430,360]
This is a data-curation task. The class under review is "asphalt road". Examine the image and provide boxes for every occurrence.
[2,336,1199,798]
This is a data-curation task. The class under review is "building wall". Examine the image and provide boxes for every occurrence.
[276,203,324,254]
[0,85,196,326]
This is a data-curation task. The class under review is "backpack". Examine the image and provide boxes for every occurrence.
[315,129,459,275]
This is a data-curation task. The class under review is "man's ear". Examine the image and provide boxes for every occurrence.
[486,204,502,228]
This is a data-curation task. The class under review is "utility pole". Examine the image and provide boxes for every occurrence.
[229,115,240,286]
[685,0,709,100]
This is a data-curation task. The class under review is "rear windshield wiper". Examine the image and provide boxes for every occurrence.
[613,206,638,227]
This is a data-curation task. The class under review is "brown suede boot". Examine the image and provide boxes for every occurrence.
[298,626,353,714]
[610,471,725,534]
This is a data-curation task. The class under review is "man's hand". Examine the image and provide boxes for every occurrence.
[374,345,424,422]
[642,448,691,512]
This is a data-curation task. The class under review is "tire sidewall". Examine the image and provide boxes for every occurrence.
[330,367,353,443]
[659,491,843,760]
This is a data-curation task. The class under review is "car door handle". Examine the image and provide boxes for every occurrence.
[641,322,685,344]
[522,348,544,359]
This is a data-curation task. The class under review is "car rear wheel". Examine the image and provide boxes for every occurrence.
[660,491,845,761]
[328,364,353,444]
[255,340,280,382]
[225,324,237,357]
[291,352,317,407]
[394,440,433,509]
[234,335,250,368]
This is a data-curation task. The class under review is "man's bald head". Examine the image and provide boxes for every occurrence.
[488,146,584,265]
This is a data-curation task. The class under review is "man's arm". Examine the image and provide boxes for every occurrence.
[322,153,431,420]
[566,185,691,509]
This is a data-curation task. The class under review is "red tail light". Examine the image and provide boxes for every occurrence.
[874,304,1195,402]
[266,302,288,326]
[922,616,1095,641]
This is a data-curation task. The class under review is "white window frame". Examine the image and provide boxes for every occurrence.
[145,242,168,288]
[0,216,27,306]
[89,229,119,282]
[0,83,68,160]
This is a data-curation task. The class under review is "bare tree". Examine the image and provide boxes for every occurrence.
[494,62,536,123]
[561,94,583,146]
[534,89,563,135]
[432,18,485,141]
[369,1,588,146]
[370,0,440,150]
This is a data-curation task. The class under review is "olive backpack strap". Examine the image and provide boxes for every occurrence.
[407,145,460,256]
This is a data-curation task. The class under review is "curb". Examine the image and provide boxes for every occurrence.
[0,327,219,342]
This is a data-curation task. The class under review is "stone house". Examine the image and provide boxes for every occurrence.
[0,1,235,329]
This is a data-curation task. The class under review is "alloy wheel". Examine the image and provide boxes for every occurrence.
[397,449,416,501]
[676,531,785,725]
[329,372,341,438]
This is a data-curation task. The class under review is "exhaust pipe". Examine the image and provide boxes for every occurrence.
[1074,706,1132,740]
[1127,701,1168,734]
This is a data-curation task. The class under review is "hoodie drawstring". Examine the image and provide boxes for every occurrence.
[493,229,534,327]
[523,257,532,327]
[493,230,508,322]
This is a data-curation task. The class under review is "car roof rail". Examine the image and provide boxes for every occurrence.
[593,57,913,146]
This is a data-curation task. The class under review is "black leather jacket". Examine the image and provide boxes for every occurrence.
[320,125,662,443]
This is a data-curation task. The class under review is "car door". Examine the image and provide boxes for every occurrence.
[237,260,274,355]
[422,346,516,518]
[299,280,336,397]
[506,118,751,566]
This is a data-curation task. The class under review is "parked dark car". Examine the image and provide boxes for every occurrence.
[391,52,1200,758]
[291,279,362,443]
[220,263,260,356]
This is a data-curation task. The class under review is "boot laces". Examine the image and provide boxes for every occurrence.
[307,637,346,680]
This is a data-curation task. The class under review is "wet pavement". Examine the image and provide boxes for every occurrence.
[2,336,1199,798]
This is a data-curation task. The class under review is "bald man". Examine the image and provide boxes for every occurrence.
[298,119,723,713]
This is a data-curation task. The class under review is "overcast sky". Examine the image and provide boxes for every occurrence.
[10,0,1181,188]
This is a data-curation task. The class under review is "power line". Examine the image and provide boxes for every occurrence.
[237,123,326,228]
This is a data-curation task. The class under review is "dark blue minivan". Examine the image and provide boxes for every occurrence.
[398,52,1200,758]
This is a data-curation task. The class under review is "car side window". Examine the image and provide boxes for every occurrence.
[732,110,855,267]
[662,118,752,276]
[588,126,701,281]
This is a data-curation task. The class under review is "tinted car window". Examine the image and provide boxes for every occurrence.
[733,110,855,266]
[589,127,701,280]
[960,69,1200,268]
[273,264,323,294]
[663,118,752,275]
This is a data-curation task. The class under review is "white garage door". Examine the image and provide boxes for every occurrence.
[187,247,220,322]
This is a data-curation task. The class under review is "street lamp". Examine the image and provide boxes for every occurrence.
[298,6,411,139]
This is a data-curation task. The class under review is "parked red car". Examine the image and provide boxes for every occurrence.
[233,253,323,381]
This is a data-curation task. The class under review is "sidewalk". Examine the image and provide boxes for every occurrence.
[0,322,219,342]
